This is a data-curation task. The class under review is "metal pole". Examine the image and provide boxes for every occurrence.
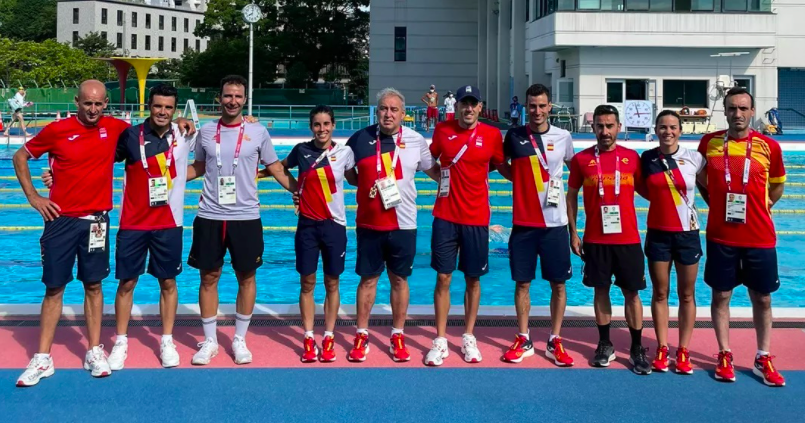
[248,23,254,116]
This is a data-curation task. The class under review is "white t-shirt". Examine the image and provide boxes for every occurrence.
[444,97,456,113]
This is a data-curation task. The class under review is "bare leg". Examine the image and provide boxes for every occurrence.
[622,288,643,331]
[748,289,772,352]
[355,276,379,329]
[711,289,733,351]
[323,275,340,333]
[434,273,452,337]
[159,278,178,336]
[593,286,612,326]
[234,270,256,316]
[515,282,531,334]
[674,262,698,348]
[115,278,138,336]
[299,274,316,332]
[38,287,66,354]
[464,276,481,335]
[649,261,671,347]
[83,282,104,348]
[199,269,222,319]
[388,271,409,330]
[550,281,567,336]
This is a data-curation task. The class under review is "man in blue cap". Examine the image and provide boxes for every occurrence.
[424,85,505,366]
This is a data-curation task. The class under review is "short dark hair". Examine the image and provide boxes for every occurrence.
[309,105,335,126]
[593,104,619,123]
[655,109,681,126]
[723,87,754,109]
[148,84,178,106]
[220,75,248,95]
[525,84,551,102]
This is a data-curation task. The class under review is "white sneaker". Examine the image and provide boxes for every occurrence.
[108,340,128,371]
[424,337,449,366]
[461,334,483,363]
[160,338,180,368]
[84,345,112,377]
[16,354,55,387]
[232,335,253,365]
[192,338,219,365]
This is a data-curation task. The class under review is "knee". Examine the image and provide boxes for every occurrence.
[712,290,731,305]
[118,279,137,295]
[622,289,640,303]
[550,282,566,295]
[44,286,65,300]
[750,292,772,310]
[358,277,378,291]
[653,287,669,303]
[300,278,316,295]
[516,282,531,295]
[678,290,695,304]
[83,283,102,296]
[323,277,340,294]
[436,274,452,290]
[159,279,177,294]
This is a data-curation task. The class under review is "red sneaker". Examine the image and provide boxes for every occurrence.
[389,333,411,362]
[546,337,574,367]
[319,335,336,363]
[754,355,786,387]
[675,347,693,375]
[714,351,736,382]
[300,336,318,363]
[502,334,534,363]
[348,332,370,362]
[652,345,669,372]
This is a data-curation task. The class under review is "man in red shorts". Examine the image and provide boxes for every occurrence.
[421,84,439,130]
[697,87,786,387]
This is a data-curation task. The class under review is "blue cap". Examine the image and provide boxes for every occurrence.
[455,85,482,102]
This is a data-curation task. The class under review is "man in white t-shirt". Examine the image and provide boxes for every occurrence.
[4,87,32,137]
[444,91,456,121]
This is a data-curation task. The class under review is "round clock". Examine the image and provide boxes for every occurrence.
[623,100,654,129]
[242,3,262,24]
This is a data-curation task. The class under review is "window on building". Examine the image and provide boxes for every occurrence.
[73,8,79,24]
[184,18,189,32]
[691,0,715,9]
[663,80,708,108]
[394,27,406,62]
[651,0,673,10]
[171,37,177,52]
[117,33,123,48]
[146,14,151,29]
[558,79,574,104]
[117,10,123,26]
[579,0,602,9]
[626,0,649,10]
[101,31,107,41]
[131,34,137,50]
[196,39,201,51]
[132,12,138,28]
[626,80,647,100]
[159,15,165,30]
[145,35,151,50]
[172,17,177,31]
[101,8,108,25]
[196,19,200,29]
[159,36,164,51]
[184,39,189,51]
[601,0,625,10]
[723,0,747,10]
[72,31,79,46]
[607,82,624,103]
[526,0,530,21]
[558,0,575,10]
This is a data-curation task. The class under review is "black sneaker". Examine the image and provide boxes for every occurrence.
[629,346,652,375]
[591,340,615,367]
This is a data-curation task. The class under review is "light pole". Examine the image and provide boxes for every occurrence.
[242,2,262,116]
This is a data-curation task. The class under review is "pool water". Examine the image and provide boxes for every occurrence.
[1,146,804,307]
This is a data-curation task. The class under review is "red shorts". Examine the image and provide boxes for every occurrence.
[427,107,438,119]
[446,112,455,120]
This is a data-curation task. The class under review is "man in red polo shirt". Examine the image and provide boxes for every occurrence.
[697,87,786,387]
[567,104,651,375]
[424,85,504,366]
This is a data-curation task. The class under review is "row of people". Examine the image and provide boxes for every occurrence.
[12,78,785,389]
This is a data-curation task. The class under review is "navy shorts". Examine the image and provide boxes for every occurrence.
[188,217,264,273]
[509,225,572,282]
[115,227,184,280]
[581,243,646,292]
[644,229,703,265]
[355,228,417,277]
[295,216,347,277]
[40,213,111,288]
[704,241,780,294]
[430,217,489,278]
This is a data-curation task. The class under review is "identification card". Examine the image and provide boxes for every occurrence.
[149,177,168,207]
[88,222,107,252]
[725,193,747,224]
[218,176,237,205]
[601,205,622,234]
[438,168,451,197]
[376,177,402,210]
[546,178,562,207]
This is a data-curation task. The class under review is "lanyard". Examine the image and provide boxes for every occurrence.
[139,125,175,178]
[446,126,478,169]
[659,151,694,210]
[594,145,620,199]
[723,134,753,192]
[215,120,246,171]
[298,143,335,196]
[526,125,549,173]
[376,128,402,178]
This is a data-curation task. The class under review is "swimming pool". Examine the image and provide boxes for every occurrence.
[1,146,804,307]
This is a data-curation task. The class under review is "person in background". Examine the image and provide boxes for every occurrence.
[422,84,439,130]
[509,96,521,127]
[444,91,456,121]
[4,87,33,137]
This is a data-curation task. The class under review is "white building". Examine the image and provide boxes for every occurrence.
[369,0,805,131]
[57,0,209,60]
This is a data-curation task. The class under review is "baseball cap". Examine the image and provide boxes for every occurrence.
[455,85,482,102]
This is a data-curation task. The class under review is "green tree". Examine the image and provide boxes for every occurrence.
[151,58,183,81]
[178,38,277,88]
[0,0,57,42]
[74,31,118,57]
[0,37,113,86]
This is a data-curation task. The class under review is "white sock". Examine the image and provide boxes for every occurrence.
[201,316,217,343]
[757,349,770,358]
[391,327,404,336]
[549,334,558,342]
[519,332,530,340]
[161,334,173,343]
[304,330,314,339]
[323,331,334,339]
[116,334,128,344]
[356,328,369,335]
[235,313,252,339]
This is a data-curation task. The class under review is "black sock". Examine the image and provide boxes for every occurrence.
[597,323,611,343]
[629,327,643,350]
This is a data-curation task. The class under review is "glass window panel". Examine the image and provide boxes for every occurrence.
[692,0,714,10]
[601,0,625,9]
[578,0,601,9]
[626,0,649,10]
[651,0,673,10]
[607,82,624,103]
[558,0,575,10]
[723,0,747,10]
[663,80,708,108]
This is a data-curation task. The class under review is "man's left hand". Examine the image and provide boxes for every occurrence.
[175,117,196,136]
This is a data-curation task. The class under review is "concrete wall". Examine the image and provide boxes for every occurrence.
[775,0,805,68]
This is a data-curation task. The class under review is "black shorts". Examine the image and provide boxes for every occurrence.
[704,241,780,294]
[188,217,264,273]
[40,213,110,288]
[295,216,347,277]
[116,227,184,280]
[644,229,703,265]
[355,228,417,277]
[430,217,489,278]
[581,243,646,291]
[509,225,572,282]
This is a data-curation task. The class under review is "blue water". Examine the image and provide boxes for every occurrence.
[1,146,804,307]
